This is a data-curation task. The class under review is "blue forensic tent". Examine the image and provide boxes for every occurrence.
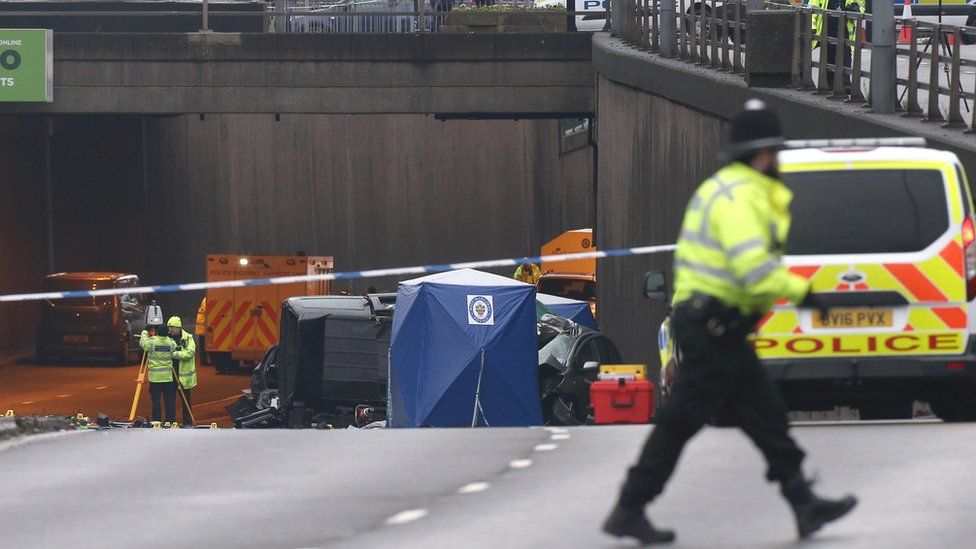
[389,269,542,428]
[537,293,598,330]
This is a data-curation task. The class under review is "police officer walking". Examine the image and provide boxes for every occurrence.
[167,316,198,427]
[602,100,857,544]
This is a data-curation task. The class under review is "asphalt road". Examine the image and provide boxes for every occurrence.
[0,354,250,426]
[1,421,973,548]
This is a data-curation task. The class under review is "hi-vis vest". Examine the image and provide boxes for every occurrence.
[809,0,866,50]
[672,162,809,315]
[140,331,176,383]
[172,330,198,390]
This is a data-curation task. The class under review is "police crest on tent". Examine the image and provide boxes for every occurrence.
[467,295,494,325]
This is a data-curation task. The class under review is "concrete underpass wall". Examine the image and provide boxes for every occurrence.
[50,117,146,276]
[595,76,724,368]
[143,114,593,314]
[0,120,47,352]
[0,113,591,348]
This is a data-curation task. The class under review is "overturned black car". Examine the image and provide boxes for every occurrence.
[228,294,396,429]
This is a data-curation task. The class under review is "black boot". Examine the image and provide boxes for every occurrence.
[781,474,857,539]
[602,504,675,545]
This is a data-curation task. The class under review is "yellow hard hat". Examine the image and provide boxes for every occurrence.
[167,316,182,328]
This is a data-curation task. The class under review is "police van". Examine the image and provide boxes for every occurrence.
[655,138,976,421]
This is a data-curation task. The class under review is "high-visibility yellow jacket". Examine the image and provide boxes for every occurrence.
[809,0,866,50]
[672,162,809,316]
[514,263,542,285]
[172,329,198,390]
[195,297,206,337]
[140,331,177,383]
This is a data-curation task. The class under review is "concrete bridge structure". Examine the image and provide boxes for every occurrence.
[0,33,594,116]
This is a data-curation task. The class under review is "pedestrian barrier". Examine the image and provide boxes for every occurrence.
[0,244,678,303]
[619,0,976,132]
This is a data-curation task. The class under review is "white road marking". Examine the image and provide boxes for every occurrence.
[95,386,108,390]
[384,509,429,526]
[457,482,490,494]
[544,427,568,434]
[551,433,571,441]
[509,459,533,469]
[534,443,558,452]
[56,394,70,398]
[19,401,34,405]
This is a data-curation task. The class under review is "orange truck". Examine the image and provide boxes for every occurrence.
[205,254,333,371]
[538,229,598,318]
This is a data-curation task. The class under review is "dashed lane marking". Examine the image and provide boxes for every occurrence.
[56,394,70,398]
[510,459,533,469]
[95,386,108,390]
[385,509,429,526]
[534,443,558,452]
[19,401,34,405]
[457,482,490,494]
[544,427,568,434]
[551,433,571,441]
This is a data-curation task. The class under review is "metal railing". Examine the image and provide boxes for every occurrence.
[618,0,976,134]
[619,0,748,72]
[0,0,589,34]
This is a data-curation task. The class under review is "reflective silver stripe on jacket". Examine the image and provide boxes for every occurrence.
[674,258,738,283]
[742,259,779,286]
[687,177,748,250]
[727,238,767,259]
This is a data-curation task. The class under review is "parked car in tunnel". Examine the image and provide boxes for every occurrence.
[36,272,148,363]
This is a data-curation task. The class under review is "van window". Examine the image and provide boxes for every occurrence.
[44,279,115,307]
[538,279,596,301]
[784,169,949,255]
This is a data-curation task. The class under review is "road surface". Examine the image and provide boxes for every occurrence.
[0,354,249,426]
[1,421,972,548]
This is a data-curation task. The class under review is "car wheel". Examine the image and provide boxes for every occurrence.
[542,393,584,426]
[930,392,976,422]
[859,400,913,421]
[684,3,710,42]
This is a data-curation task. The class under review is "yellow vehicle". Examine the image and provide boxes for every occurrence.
[538,229,598,319]
[205,254,333,371]
[653,138,976,421]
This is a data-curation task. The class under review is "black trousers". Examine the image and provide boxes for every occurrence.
[149,381,176,423]
[619,301,806,509]
[823,42,853,90]
[180,388,193,426]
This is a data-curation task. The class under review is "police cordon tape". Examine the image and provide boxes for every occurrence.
[0,244,678,303]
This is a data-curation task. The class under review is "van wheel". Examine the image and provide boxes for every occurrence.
[930,393,976,422]
[212,352,233,373]
[36,344,49,364]
[119,338,140,365]
[859,401,913,420]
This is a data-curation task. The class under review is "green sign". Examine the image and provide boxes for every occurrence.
[0,29,52,103]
